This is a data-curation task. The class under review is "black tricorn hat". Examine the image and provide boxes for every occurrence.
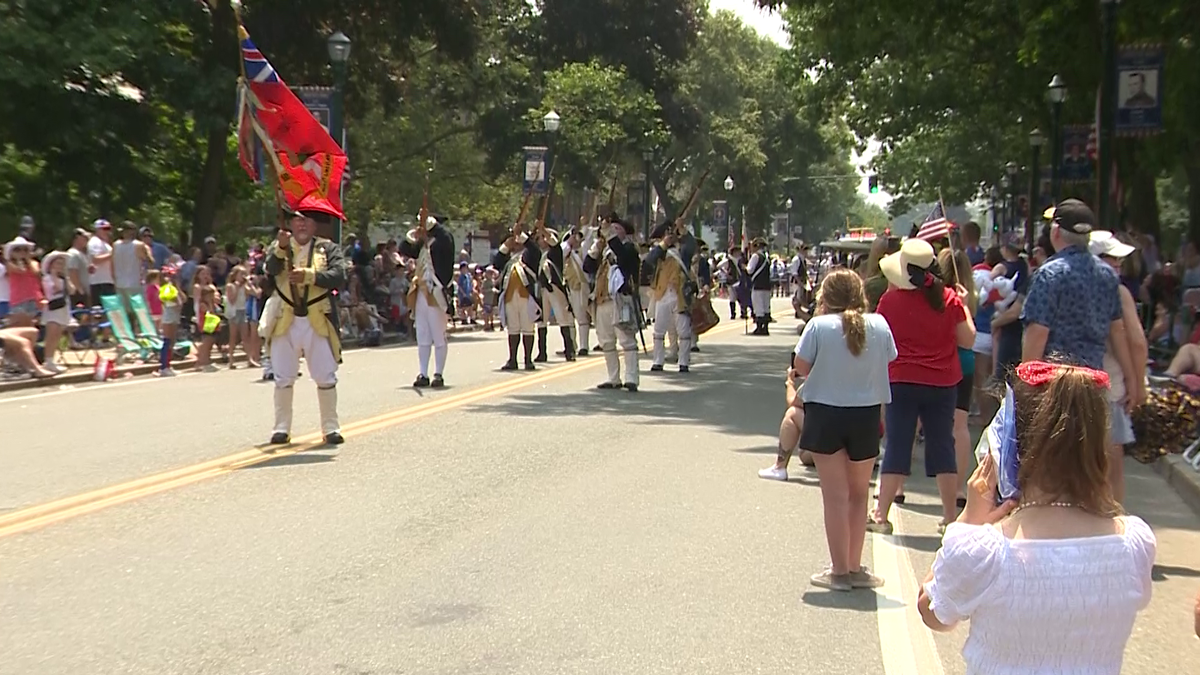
[649,221,673,241]
[609,217,632,235]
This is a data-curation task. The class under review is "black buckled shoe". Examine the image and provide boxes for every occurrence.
[650,364,664,372]
[324,432,344,445]
[577,348,589,357]
[597,381,620,390]
[270,432,290,445]
[524,362,536,371]
[431,374,445,388]
[501,360,519,371]
[623,382,639,393]
[679,365,690,373]
[413,375,431,388]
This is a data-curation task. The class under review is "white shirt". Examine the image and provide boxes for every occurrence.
[925,518,1155,675]
[112,239,142,289]
[87,236,114,285]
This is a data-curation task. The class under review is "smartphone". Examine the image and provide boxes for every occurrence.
[975,387,1021,504]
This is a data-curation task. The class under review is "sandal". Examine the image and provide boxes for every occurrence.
[867,517,894,535]
[874,494,905,504]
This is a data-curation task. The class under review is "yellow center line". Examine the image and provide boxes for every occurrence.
[0,302,782,539]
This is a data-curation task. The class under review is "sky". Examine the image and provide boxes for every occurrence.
[707,0,890,208]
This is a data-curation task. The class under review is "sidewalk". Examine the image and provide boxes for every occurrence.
[0,323,487,394]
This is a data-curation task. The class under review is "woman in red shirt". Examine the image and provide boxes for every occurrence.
[873,239,976,534]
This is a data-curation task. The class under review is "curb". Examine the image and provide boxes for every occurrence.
[0,324,485,395]
[1152,454,1200,518]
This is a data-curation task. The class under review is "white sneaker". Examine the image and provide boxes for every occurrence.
[156,368,177,378]
[200,364,219,373]
[758,466,788,481]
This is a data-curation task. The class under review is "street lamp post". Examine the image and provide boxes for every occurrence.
[1046,74,1067,203]
[723,176,734,249]
[1027,128,1046,253]
[785,197,794,255]
[999,173,1012,236]
[542,110,561,226]
[326,30,351,243]
[642,149,654,241]
[989,186,1000,238]
[1005,162,1019,232]
[1098,0,1121,230]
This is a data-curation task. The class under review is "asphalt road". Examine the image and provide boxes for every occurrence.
[1,297,1198,674]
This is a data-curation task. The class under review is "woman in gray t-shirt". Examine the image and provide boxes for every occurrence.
[792,269,896,592]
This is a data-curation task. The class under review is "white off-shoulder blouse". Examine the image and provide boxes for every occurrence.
[924,517,1156,675]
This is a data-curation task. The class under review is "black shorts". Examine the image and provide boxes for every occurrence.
[799,402,882,463]
[955,376,973,412]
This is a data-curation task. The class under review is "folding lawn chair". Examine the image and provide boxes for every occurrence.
[126,293,192,358]
[57,305,109,366]
[98,295,154,364]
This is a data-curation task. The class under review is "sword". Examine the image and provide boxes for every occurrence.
[630,283,649,354]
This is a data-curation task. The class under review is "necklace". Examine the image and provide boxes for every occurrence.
[1010,501,1083,517]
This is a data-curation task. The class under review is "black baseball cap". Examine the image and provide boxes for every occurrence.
[1049,198,1095,235]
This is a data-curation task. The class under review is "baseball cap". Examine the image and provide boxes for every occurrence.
[93,219,112,230]
[1089,231,1135,259]
[1047,199,1095,235]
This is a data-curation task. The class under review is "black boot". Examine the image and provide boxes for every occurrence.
[501,334,520,370]
[561,327,576,361]
[729,302,737,320]
[522,334,536,370]
[534,326,549,362]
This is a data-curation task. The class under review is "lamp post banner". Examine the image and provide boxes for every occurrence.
[1115,45,1164,136]
[522,146,550,195]
[1059,125,1095,183]
[712,200,728,231]
[293,86,335,136]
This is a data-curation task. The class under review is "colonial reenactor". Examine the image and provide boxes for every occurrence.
[646,221,698,373]
[746,237,773,335]
[720,250,743,320]
[493,222,542,370]
[535,225,577,362]
[261,197,348,446]
[583,215,641,392]
[399,215,455,387]
[562,225,592,356]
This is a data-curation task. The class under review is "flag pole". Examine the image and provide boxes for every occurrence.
[938,187,961,288]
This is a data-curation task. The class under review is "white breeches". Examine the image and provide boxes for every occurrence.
[653,289,693,367]
[568,287,591,328]
[751,289,772,315]
[503,295,538,335]
[270,317,338,388]
[540,287,574,327]
[595,299,639,386]
[415,293,447,347]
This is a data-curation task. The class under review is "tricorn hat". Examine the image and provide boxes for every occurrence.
[405,216,440,244]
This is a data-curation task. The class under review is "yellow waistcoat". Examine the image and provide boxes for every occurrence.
[269,239,342,361]
[652,248,686,311]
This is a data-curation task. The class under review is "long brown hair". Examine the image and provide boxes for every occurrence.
[1013,365,1121,516]
[937,248,975,309]
[817,269,868,356]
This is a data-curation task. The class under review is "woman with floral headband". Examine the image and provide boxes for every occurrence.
[919,361,1155,674]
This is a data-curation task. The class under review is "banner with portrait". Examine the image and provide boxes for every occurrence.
[1116,45,1164,136]
[1059,125,1095,183]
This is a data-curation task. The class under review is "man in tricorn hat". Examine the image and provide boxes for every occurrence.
[262,194,348,446]
[399,214,456,387]
[646,219,698,373]
[746,237,773,335]
[583,214,641,392]
[534,224,576,362]
[562,223,592,357]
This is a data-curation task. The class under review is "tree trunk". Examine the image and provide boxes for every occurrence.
[1186,152,1200,247]
[190,0,238,245]
[191,124,228,244]
[1125,146,1160,241]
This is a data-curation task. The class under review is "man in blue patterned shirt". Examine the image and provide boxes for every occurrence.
[1020,200,1139,402]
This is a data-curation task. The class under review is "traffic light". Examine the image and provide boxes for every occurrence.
[867,174,879,194]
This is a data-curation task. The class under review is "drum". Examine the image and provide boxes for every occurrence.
[690,294,720,335]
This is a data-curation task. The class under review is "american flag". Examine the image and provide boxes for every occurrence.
[916,202,952,242]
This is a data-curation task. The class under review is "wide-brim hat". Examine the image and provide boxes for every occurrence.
[405,216,440,244]
[880,238,936,290]
[4,235,33,259]
[41,250,69,270]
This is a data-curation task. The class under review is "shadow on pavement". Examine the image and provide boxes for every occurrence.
[1151,563,1200,582]
[801,589,902,612]
[240,453,338,470]
[468,342,791,440]
[893,533,944,554]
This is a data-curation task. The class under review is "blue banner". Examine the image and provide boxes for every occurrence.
[522,146,549,195]
[293,86,335,138]
[712,200,728,232]
[1059,125,1094,183]
[1116,45,1164,136]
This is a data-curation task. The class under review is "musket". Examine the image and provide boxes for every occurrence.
[416,165,433,238]
[535,153,558,234]
[514,189,536,228]
[673,167,712,234]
